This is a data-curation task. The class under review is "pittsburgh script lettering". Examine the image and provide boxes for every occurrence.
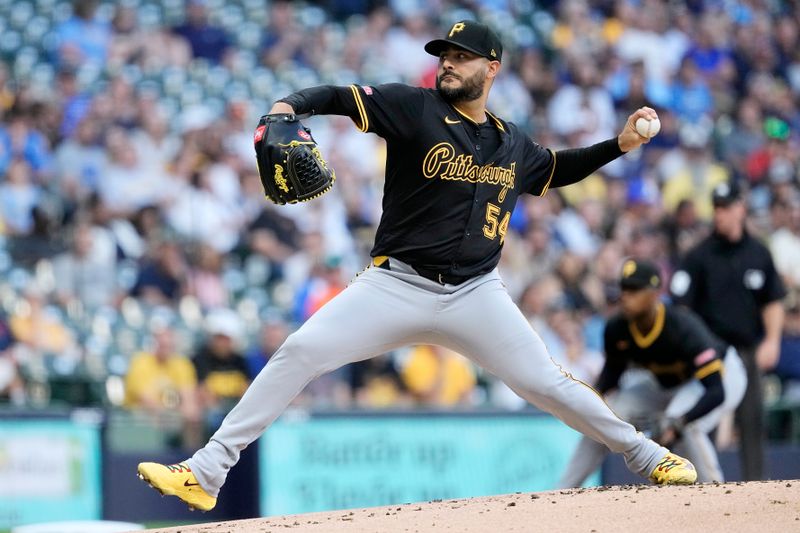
[422,142,515,192]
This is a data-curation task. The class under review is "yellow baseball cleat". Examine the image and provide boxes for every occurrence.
[649,452,697,485]
[137,462,217,511]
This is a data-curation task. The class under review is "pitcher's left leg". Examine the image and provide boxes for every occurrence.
[437,273,689,483]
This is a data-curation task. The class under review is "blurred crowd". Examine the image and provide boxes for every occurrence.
[0,0,799,445]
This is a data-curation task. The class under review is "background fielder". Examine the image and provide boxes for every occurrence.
[559,259,746,486]
[138,20,697,512]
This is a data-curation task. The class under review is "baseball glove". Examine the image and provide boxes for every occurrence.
[253,113,335,205]
[654,416,685,447]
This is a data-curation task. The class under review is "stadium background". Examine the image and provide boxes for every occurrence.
[0,0,799,530]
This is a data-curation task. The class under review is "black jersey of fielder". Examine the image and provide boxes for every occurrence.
[286,83,556,277]
[601,303,728,390]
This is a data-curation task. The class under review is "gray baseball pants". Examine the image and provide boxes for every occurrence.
[187,258,668,497]
[559,347,747,486]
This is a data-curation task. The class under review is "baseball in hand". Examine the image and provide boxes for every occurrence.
[635,117,661,138]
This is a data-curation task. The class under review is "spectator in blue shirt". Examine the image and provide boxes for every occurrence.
[172,0,231,64]
[775,297,800,400]
[260,1,312,69]
[669,56,714,121]
[0,159,41,236]
[53,0,111,67]
[245,317,290,379]
[0,110,52,178]
[56,67,92,139]
[683,21,732,79]
[131,241,188,306]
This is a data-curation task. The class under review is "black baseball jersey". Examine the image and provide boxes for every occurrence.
[279,83,556,277]
[598,303,729,391]
[670,231,786,347]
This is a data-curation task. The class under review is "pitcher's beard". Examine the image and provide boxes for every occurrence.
[437,70,485,103]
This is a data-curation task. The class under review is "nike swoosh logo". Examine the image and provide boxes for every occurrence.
[444,116,461,125]
[184,480,200,487]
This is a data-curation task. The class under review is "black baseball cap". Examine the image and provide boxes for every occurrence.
[425,20,502,62]
[619,259,661,291]
[711,181,742,208]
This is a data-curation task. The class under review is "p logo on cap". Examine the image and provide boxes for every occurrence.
[622,260,637,279]
[425,20,504,63]
[449,23,465,38]
[620,259,662,290]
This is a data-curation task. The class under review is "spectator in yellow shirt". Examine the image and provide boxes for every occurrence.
[400,345,477,407]
[10,284,77,357]
[124,321,201,448]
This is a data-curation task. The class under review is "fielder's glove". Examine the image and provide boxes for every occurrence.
[253,113,335,205]
[655,416,685,447]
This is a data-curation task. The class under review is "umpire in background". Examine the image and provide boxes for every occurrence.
[670,181,786,480]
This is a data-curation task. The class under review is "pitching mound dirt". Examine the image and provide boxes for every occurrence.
[145,480,798,533]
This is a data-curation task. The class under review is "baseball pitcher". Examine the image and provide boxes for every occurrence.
[138,20,697,511]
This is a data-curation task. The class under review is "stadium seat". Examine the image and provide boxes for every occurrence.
[23,15,49,44]
[0,31,22,60]
[9,1,34,30]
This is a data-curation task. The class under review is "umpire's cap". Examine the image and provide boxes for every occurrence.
[619,259,661,291]
[425,20,502,62]
[711,180,742,208]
